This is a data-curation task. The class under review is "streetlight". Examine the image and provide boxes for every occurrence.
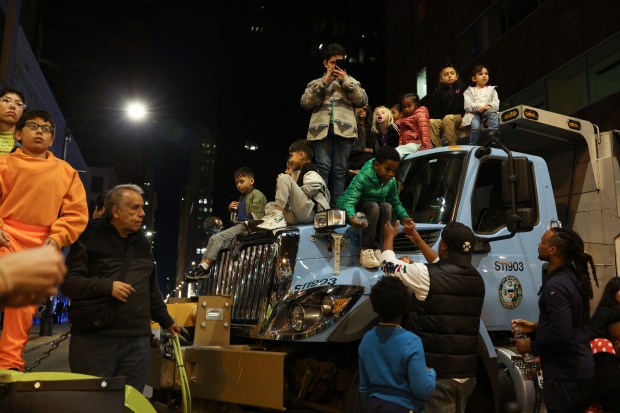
[126,101,147,121]
[62,101,149,160]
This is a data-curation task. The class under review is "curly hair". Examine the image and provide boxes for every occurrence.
[370,276,410,322]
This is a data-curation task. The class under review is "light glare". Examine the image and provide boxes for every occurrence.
[126,102,147,120]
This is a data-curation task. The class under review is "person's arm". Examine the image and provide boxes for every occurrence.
[300,78,329,111]
[335,175,365,227]
[149,266,175,332]
[431,89,442,119]
[529,279,573,355]
[300,170,326,199]
[406,335,437,401]
[385,180,409,222]
[402,221,438,263]
[417,106,432,150]
[48,170,89,249]
[463,87,476,114]
[387,124,400,147]
[489,87,500,111]
[0,246,67,307]
[340,75,368,108]
[247,189,267,219]
[60,238,114,300]
[381,221,431,300]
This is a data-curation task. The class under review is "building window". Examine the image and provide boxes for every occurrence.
[479,1,505,52]
[546,59,587,115]
[457,24,479,66]
[416,67,427,100]
[586,33,620,103]
[508,81,545,109]
[244,141,259,151]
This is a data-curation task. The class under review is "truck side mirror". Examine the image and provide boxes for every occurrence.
[506,208,535,232]
[501,157,533,206]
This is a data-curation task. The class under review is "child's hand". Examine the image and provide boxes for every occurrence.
[285,161,294,175]
[0,229,12,250]
[383,220,400,239]
[44,237,60,250]
[349,216,368,228]
[402,217,414,226]
[228,201,239,212]
[332,66,347,81]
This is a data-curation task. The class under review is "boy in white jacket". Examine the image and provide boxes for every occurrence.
[258,139,330,230]
[461,65,500,145]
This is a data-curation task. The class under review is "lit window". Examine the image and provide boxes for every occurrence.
[416,67,427,100]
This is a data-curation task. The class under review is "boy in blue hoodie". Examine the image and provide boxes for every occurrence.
[337,146,412,269]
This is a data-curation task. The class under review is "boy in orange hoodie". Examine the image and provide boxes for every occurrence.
[0,109,88,370]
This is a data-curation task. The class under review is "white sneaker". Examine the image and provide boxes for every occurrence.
[360,248,380,269]
[257,211,287,230]
[374,249,382,263]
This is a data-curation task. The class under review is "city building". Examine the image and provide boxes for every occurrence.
[385,0,620,130]
[174,133,217,297]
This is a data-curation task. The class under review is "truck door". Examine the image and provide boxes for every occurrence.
[464,156,544,330]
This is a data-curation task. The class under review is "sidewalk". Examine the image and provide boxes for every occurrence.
[25,321,71,353]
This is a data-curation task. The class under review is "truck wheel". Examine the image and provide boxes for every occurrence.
[341,367,364,413]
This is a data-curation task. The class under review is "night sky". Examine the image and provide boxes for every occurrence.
[37,2,224,282]
[36,2,385,283]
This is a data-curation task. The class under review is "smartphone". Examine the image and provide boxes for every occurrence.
[334,58,346,70]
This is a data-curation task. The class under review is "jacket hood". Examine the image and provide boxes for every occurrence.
[358,158,381,186]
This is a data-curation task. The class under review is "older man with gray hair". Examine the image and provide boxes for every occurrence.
[61,184,179,391]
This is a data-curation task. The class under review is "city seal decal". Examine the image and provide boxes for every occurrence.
[498,275,523,309]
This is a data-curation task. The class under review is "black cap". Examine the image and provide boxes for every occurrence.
[441,222,476,267]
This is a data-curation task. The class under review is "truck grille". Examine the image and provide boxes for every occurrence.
[204,241,278,325]
[393,230,441,253]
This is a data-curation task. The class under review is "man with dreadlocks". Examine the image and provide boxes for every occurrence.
[512,227,598,413]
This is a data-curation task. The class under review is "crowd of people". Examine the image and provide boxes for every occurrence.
[184,42,618,413]
[0,85,179,391]
[1,40,619,413]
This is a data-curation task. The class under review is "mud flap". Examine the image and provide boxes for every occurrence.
[184,346,286,410]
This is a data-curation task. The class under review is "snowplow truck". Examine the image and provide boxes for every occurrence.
[148,105,619,413]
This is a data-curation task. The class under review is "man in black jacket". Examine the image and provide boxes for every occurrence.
[61,184,180,391]
[380,220,485,413]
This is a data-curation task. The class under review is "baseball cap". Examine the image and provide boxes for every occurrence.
[441,222,476,267]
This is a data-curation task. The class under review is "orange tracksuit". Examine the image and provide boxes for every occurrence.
[0,148,88,370]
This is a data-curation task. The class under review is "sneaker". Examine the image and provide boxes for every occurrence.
[257,211,287,231]
[360,248,380,269]
[374,249,382,263]
[184,263,210,281]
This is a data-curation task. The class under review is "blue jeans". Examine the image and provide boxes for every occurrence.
[313,133,353,207]
[469,109,499,146]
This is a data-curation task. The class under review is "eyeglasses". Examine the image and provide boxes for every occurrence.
[0,97,26,110]
[24,121,54,134]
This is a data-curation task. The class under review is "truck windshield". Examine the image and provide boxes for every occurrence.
[397,152,466,224]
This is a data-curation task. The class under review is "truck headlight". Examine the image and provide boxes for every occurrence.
[288,303,305,333]
[313,208,347,230]
[263,285,364,340]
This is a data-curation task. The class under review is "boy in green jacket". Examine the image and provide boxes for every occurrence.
[337,146,412,269]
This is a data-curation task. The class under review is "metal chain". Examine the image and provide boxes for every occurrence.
[24,329,71,372]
